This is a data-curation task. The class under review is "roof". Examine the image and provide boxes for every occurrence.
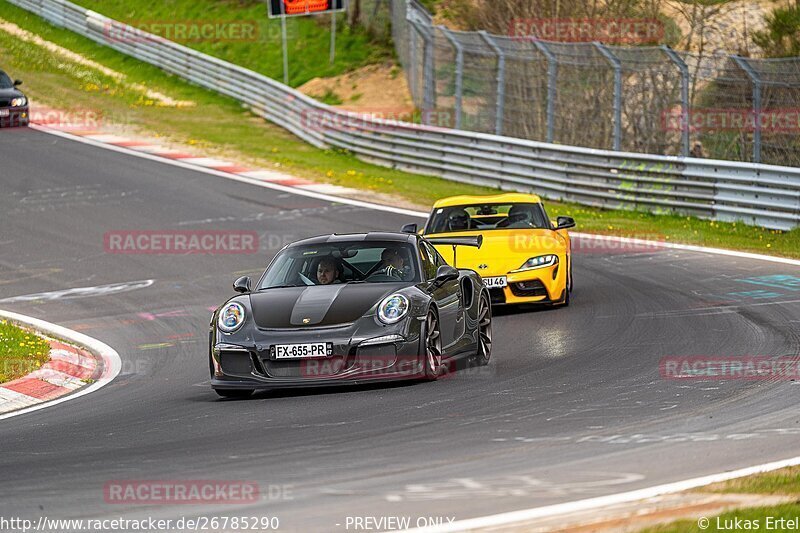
[288,232,416,247]
[432,193,542,209]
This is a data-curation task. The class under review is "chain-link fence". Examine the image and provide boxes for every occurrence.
[389,0,800,167]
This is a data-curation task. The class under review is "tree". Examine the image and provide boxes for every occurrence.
[753,4,800,57]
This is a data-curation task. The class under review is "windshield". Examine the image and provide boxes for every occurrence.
[0,71,12,89]
[258,241,419,289]
[426,203,551,234]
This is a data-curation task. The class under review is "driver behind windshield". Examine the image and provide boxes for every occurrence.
[377,247,405,280]
[316,257,342,285]
[502,204,538,228]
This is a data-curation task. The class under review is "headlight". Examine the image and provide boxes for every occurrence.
[10,97,27,107]
[217,302,246,333]
[517,255,558,270]
[378,294,409,324]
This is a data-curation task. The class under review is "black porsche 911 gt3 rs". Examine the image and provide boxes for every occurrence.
[209,232,492,398]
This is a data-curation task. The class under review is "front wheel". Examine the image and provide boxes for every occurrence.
[474,292,492,366]
[214,389,254,399]
[423,309,442,381]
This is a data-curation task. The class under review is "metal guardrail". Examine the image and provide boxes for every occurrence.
[8,0,800,230]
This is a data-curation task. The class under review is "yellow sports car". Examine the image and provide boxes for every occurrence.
[409,193,575,306]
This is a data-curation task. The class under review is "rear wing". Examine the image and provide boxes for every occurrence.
[425,236,483,268]
[425,235,483,249]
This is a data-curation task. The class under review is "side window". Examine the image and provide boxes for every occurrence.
[418,242,438,280]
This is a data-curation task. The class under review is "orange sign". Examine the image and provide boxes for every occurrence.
[284,0,330,14]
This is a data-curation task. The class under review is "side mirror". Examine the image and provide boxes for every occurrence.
[401,223,418,234]
[556,216,576,230]
[233,276,251,293]
[13,80,22,86]
[434,265,459,284]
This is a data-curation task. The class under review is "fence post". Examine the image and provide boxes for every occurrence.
[423,24,435,122]
[594,42,622,151]
[408,17,418,106]
[408,20,435,120]
[662,45,690,157]
[733,56,763,164]
[480,31,506,136]
[532,40,557,144]
[440,26,464,130]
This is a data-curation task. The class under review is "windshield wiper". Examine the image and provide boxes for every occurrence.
[259,285,299,290]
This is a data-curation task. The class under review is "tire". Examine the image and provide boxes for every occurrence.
[568,255,573,293]
[423,308,442,381]
[214,388,254,399]
[474,292,492,366]
[558,258,571,307]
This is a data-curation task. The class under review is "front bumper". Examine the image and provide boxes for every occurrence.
[0,107,29,128]
[210,320,427,390]
[485,262,566,305]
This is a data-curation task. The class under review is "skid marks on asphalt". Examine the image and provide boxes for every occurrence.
[489,428,800,446]
[6,184,141,214]
[382,471,644,502]
[176,203,366,227]
[0,267,62,286]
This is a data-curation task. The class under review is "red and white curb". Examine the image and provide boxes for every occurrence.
[31,114,359,198]
[0,310,121,420]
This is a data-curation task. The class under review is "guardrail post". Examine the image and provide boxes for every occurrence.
[439,26,464,130]
[532,40,557,144]
[594,42,622,151]
[734,56,763,164]
[662,45,690,157]
[480,31,506,136]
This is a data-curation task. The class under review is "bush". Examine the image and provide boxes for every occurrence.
[754,5,800,57]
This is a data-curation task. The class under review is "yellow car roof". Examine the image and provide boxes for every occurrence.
[432,193,543,209]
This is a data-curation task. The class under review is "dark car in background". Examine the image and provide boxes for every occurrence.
[209,232,492,398]
[0,69,29,128]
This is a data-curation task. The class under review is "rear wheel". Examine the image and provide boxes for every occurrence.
[214,389,254,399]
[474,292,492,366]
[423,309,442,380]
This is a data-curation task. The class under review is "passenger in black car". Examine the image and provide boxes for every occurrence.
[378,247,405,280]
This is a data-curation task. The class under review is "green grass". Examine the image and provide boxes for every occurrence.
[706,467,800,496]
[72,0,391,87]
[641,504,800,532]
[1,1,799,258]
[640,467,800,532]
[0,320,50,383]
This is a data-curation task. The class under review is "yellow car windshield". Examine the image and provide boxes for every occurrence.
[426,203,550,233]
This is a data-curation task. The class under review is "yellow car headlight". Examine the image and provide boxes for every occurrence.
[517,255,558,271]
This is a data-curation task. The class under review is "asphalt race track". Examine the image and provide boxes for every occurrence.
[1,127,799,531]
